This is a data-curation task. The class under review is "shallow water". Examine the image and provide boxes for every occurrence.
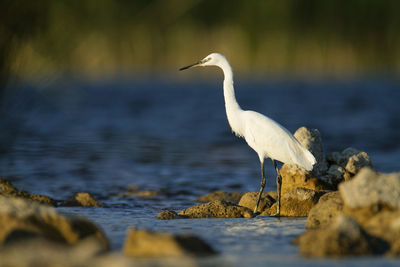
[0,76,399,265]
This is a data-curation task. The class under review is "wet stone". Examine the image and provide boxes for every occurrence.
[123,228,217,257]
[157,209,188,220]
[262,188,327,217]
[238,192,275,213]
[0,197,109,248]
[0,178,55,206]
[178,200,254,218]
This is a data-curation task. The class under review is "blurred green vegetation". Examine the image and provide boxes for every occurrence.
[1,0,400,80]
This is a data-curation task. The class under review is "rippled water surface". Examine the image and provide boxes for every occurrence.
[1,76,399,266]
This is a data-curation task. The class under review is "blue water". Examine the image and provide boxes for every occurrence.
[0,76,399,265]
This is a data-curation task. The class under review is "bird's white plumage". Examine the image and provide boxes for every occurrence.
[196,53,316,170]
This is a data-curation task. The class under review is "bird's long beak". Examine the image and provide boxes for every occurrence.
[179,60,203,71]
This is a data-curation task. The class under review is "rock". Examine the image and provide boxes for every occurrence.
[298,214,388,257]
[0,237,110,267]
[178,200,254,218]
[60,192,104,207]
[238,192,275,213]
[261,188,327,217]
[195,191,244,203]
[306,191,344,229]
[74,192,104,207]
[361,211,400,247]
[118,185,158,198]
[280,164,333,195]
[123,228,217,257]
[0,178,55,205]
[339,167,400,211]
[294,127,328,173]
[157,209,188,220]
[345,151,372,175]
[326,148,372,178]
[0,197,109,248]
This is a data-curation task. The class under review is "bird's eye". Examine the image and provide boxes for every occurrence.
[207,58,211,61]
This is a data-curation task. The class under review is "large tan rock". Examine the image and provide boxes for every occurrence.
[195,191,244,203]
[0,178,54,205]
[178,200,254,218]
[0,197,109,248]
[306,191,344,229]
[123,228,216,257]
[298,214,387,257]
[339,167,400,210]
[261,188,327,217]
[280,164,332,195]
[238,192,275,213]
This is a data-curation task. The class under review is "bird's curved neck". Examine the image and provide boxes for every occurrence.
[219,61,243,136]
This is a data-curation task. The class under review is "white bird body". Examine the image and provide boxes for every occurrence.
[180,52,316,216]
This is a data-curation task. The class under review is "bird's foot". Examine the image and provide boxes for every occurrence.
[270,212,280,218]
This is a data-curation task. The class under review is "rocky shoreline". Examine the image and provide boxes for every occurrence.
[0,126,398,264]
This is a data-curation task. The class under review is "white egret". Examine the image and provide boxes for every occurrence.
[179,53,316,216]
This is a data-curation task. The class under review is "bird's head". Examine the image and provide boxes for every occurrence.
[179,53,227,71]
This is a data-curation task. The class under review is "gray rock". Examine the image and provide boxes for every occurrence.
[294,127,328,173]
[345,151,372,175]
[339,167,400,210]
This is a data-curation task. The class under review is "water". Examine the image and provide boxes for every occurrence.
[0,76,399,265]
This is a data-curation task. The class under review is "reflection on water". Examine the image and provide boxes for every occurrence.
[0,76,399,265]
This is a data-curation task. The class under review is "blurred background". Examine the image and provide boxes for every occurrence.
[0,0,399,192]
[1,0,400,82]
[0,0,399,258]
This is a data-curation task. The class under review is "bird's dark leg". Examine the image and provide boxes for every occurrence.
[271,160,281,217]
[254,161,266,214]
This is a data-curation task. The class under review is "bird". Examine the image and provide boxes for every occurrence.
[179,53,316,217]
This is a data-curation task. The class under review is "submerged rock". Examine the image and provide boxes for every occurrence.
[123,228,217,257]
[0,197,109,248]
[118,185,158,198]
[262,188,327,217]
[0,178,55,205]
[195,191,244,203]
[178,200,254,218]
[306,191,344,229]
[238,192,275,213]
[298,214,388,257]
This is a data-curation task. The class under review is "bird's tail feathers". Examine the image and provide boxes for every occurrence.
[292,145,316,171]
